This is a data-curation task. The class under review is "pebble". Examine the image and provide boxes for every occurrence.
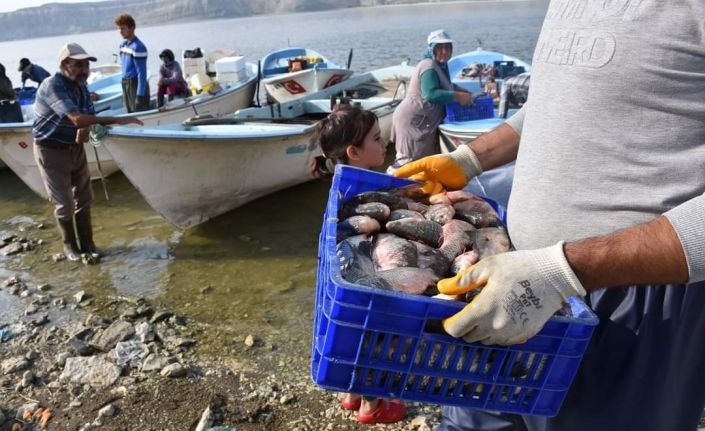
[37,283,51,292]
[98,404,116,418]
[160,363,187,378]
[21,371,34,388]
[74,291,89,303]
[244,335,255,347]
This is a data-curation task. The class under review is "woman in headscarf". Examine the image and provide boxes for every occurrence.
[0,63,23,122]
[388,29,472,171]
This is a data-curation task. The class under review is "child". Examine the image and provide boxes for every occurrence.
[311,104,408,424]
[156,49,189,108]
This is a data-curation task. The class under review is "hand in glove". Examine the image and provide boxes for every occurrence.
[438,242,586,345]
[393,145,483,191]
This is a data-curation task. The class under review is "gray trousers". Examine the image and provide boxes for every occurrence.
[33,142,93,222]
[121,77,150,113]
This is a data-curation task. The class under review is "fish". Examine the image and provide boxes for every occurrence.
[336,216,380,241]
[414,241,450,278]
[453,204,500,228]
[473,227,511,259]
[438,219,475,261]
[342,191,408,214]
[355,267,440,295]
[451,249,480,274]
[373,234,418,271]
[336,235,375,282]
[388,209,425,222]
[424,204,456,225]
[340,202,391,222]
[386,218,443,247]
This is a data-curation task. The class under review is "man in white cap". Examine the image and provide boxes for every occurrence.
[32,43,143,262]
[388,29,472,172]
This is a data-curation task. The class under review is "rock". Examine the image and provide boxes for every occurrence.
[0,409,5,425]
[1,357,30,374]
[3,276,20,287]
[24,350,39,361]
[1,242,23,256]
[84,314,109,328]
[194,406,213,431]
[30,314,49,326]
[160,363,186,378]
[244,335,255,347]
[56,352,72,368]
[74,291,89,303]
[134,322,154,343]
[21,371,34,388]
[280,394,295,405]
[98,404,116,418]
[68,336,93,356]
[168,315,187,326]
[70,400,83,408]
[150,310,173,324]
[111,340,149,368]
[165,337,195,351]
[140,353,169,372]
[24,304,39,315]
[91,320,135,352]
[52,253,66,262]
[60,356,122,389]
[37,283,51,292]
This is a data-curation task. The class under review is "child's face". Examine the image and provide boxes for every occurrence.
[348,121,386,169]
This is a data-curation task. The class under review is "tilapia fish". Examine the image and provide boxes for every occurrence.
[342,190,408,214]
[438,219,475,261]
[355,267,440,295]
[425,204,455,225]
[337,215,380,241]
[373,234,418,271]
[473,227,511,259]
[414,241,450,278]
[337,235,375,282]
[386,218,443,247]
[388,209,426,222]
[340,202,391,222]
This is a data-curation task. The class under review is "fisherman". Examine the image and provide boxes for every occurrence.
[18,58,51,88]
[0,63,23,123]
[497,72,529,119]
[114,13,150,112]
[32,43,143,261]
[388,29,472,171]
[394,2,705,430]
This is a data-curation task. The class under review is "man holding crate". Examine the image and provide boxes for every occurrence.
[396,1,705,430]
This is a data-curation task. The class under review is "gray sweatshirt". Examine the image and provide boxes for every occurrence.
[505,0,705,282]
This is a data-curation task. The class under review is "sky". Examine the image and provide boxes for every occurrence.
[0,0,108,13]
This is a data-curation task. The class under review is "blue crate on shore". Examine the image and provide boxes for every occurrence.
[445,95,495,122]
[310,165,599,417]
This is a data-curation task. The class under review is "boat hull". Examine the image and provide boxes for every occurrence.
[263,68,353,103]
[0,72,257,199]
[105,128,319,228]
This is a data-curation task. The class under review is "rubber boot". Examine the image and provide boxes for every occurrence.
[56,218,81,262]
[75,208,100,259]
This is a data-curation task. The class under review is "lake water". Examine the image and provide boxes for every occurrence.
[0,1,547,352]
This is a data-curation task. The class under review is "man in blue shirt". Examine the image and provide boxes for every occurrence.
[33,43,142,261]
[114,13,150,113]
[18,58,51,88]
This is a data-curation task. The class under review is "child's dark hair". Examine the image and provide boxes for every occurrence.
[311,104,378,179]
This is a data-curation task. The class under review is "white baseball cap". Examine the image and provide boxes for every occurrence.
[427,29,454,46]
[58,43,97,63]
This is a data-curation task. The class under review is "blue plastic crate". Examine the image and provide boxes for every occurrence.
[311,165,598,416]
[446,96,495,122]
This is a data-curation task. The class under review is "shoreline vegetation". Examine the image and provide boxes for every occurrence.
[0,0,531,42]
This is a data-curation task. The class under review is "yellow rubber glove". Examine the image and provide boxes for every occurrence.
[394,145,483,191]
[438,242,586,345]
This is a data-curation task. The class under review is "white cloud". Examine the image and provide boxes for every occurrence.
[0,1,107,14]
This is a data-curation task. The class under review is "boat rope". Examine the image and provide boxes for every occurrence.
[88,125,110,201]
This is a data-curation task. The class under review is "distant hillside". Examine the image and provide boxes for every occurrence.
[0,0,459,42]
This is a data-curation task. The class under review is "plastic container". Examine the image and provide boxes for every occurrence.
[182,55,206,79]
[217,69,247,84]
[215,56,245,74]
[311,165,599,417]
[445,96,495,122]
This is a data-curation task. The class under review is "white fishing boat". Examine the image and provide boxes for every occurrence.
[439,48,531,152]
[261,48,354,103]
[102,63,413,228]
[0,63,258,199]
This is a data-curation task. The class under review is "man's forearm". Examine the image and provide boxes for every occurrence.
[67,113,127,128]
[564,216,689,291]
[468,123,520,171]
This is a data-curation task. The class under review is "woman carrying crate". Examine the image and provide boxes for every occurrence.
[388,30,473,172]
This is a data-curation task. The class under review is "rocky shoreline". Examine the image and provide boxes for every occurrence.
[0,220,443,431]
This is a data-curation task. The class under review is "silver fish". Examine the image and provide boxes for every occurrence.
[386,218,443,247]
[373,233,418,271]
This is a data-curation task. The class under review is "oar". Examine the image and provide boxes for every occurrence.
[346,48,354,69]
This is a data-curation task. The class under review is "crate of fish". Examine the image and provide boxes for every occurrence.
[310,165,598,416]
[445,96,495,122]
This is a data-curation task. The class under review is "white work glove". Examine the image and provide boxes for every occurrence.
[438,242,586,345]
[394,145,483,194]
